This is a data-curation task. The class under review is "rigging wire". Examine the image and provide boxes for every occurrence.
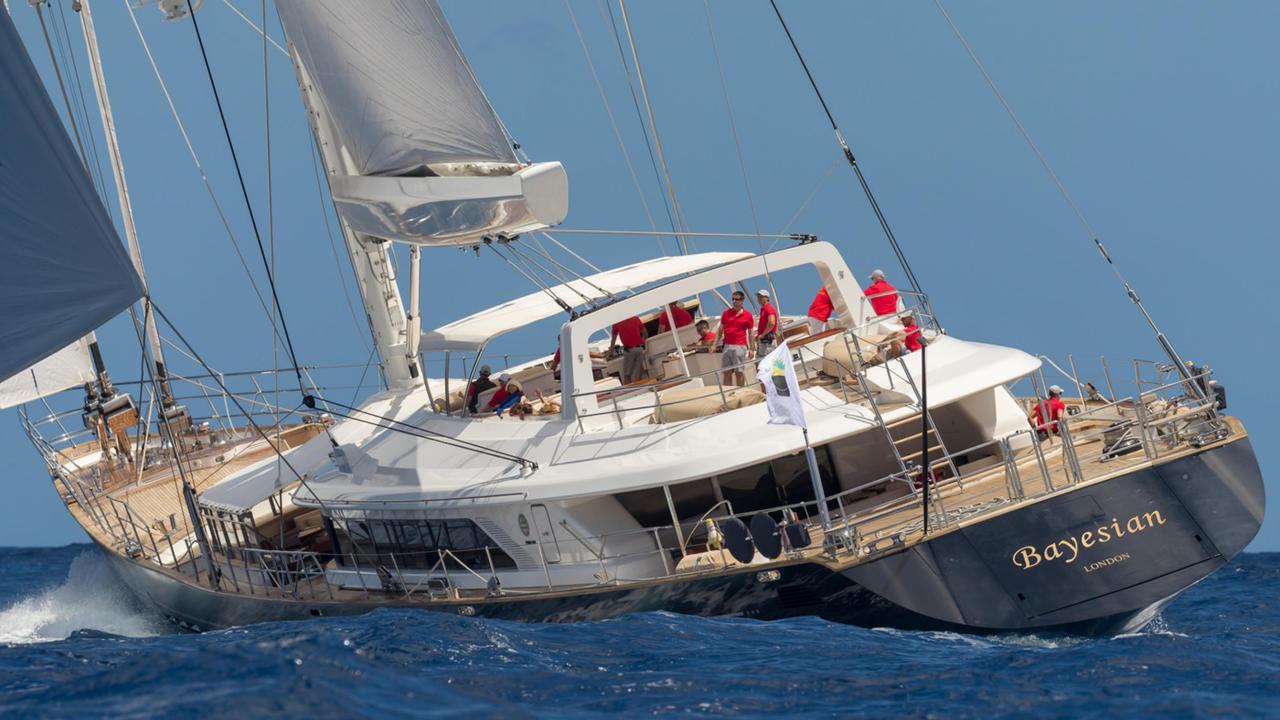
[261,0,283,532]
[53,0,107,195]
[122,0,286,349]
[48,0,109,198]
[702,0,781,308]
[768,0,924,298]
[33,3,92,181]
[149,301,340,517]
[424,0,528,163]
[771,157,840,250]
[564,0,664,255]
[486,244,573,314]
[506,242,599,308]
[184,0,305,393]
[220,0,287,55]
[601,0,679,251]
[307,141,373,355]
[702,0,761,240]
[616,0,691,256]
[302,395,538,471]
[931,0,1203,392]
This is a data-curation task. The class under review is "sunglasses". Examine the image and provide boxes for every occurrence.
[732,296,744,302]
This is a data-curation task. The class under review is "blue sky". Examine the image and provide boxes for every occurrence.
[4,1,1277,550]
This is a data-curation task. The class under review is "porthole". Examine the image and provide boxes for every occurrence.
[518,513,530,536]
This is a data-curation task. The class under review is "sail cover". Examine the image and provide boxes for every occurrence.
[275,0,518,176]
[0,11,144,387]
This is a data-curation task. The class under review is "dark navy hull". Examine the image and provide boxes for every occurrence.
[101,437,1265,635]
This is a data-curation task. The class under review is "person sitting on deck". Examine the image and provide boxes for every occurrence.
[610,315,649,384]
[487,373,524,417]
[467,365,496,414]
[1029,385,1067,439]
[718,291,755,387]
[657,301,693,333]
[688,319,717,350]
[881,314,923,358]
[756,289,779,358]
[864,269,899,317]
[807,286,834,335]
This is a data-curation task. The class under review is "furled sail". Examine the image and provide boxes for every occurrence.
[276,0,568,245]
[0,11,144,387]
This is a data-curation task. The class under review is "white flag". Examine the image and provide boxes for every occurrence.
[756,341,806,429]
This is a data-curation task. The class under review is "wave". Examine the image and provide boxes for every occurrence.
[0,549,167,645]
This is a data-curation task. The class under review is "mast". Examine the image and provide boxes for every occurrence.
[290,50,417,388]
[77,0,174,404]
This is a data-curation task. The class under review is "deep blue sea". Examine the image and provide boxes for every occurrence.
[0,545,1276,718]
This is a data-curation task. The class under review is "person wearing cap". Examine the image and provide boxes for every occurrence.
[807,286,834,335]
[756,289,779,357]
[864,269,899,317]
[466,364,496,414]
[487,372,524,417]
[718,290,755,386]
[1029,385,1067,439]
[656,300,693,333]
[882,313,923,357]
[610,314,649,384]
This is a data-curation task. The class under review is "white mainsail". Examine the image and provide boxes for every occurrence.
[0,10,144,388]
[276,0,568,245]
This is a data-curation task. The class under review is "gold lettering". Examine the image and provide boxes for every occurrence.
[1059,537,1079,564]
[1012,546,1041,569]
[1009,509,1167,570]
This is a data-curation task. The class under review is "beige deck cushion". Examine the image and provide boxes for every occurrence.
[652,385,765,422]
[821,334,889,379]
[432,390,466,413]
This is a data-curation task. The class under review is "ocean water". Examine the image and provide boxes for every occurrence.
[0,546,1276,718]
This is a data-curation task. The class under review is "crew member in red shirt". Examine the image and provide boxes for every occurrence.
[688,319,717,350]
[864,269,899,317]
[756,289,779,357]
[807,286,834,335]
[717,291,754,386]
[610,315,648,384]
[657,301,693,333]
[882,314,923,357]
[1030,385,1068,439]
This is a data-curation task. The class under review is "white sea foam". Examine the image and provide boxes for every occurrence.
[0,550,166,644]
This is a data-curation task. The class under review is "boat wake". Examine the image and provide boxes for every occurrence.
[0,549,167,645]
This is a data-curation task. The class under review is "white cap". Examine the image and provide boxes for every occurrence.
[869,269,886,281]
[498,373,512,383]
[756,289,770,298]
[1048,384,1064,395]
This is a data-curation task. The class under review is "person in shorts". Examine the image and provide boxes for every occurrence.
[756,289,779,357]
[718,291,754,387]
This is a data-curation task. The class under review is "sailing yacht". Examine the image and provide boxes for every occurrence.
[1,0,1264,635]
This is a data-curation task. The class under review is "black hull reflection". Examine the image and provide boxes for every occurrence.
[103,437,1264,636]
